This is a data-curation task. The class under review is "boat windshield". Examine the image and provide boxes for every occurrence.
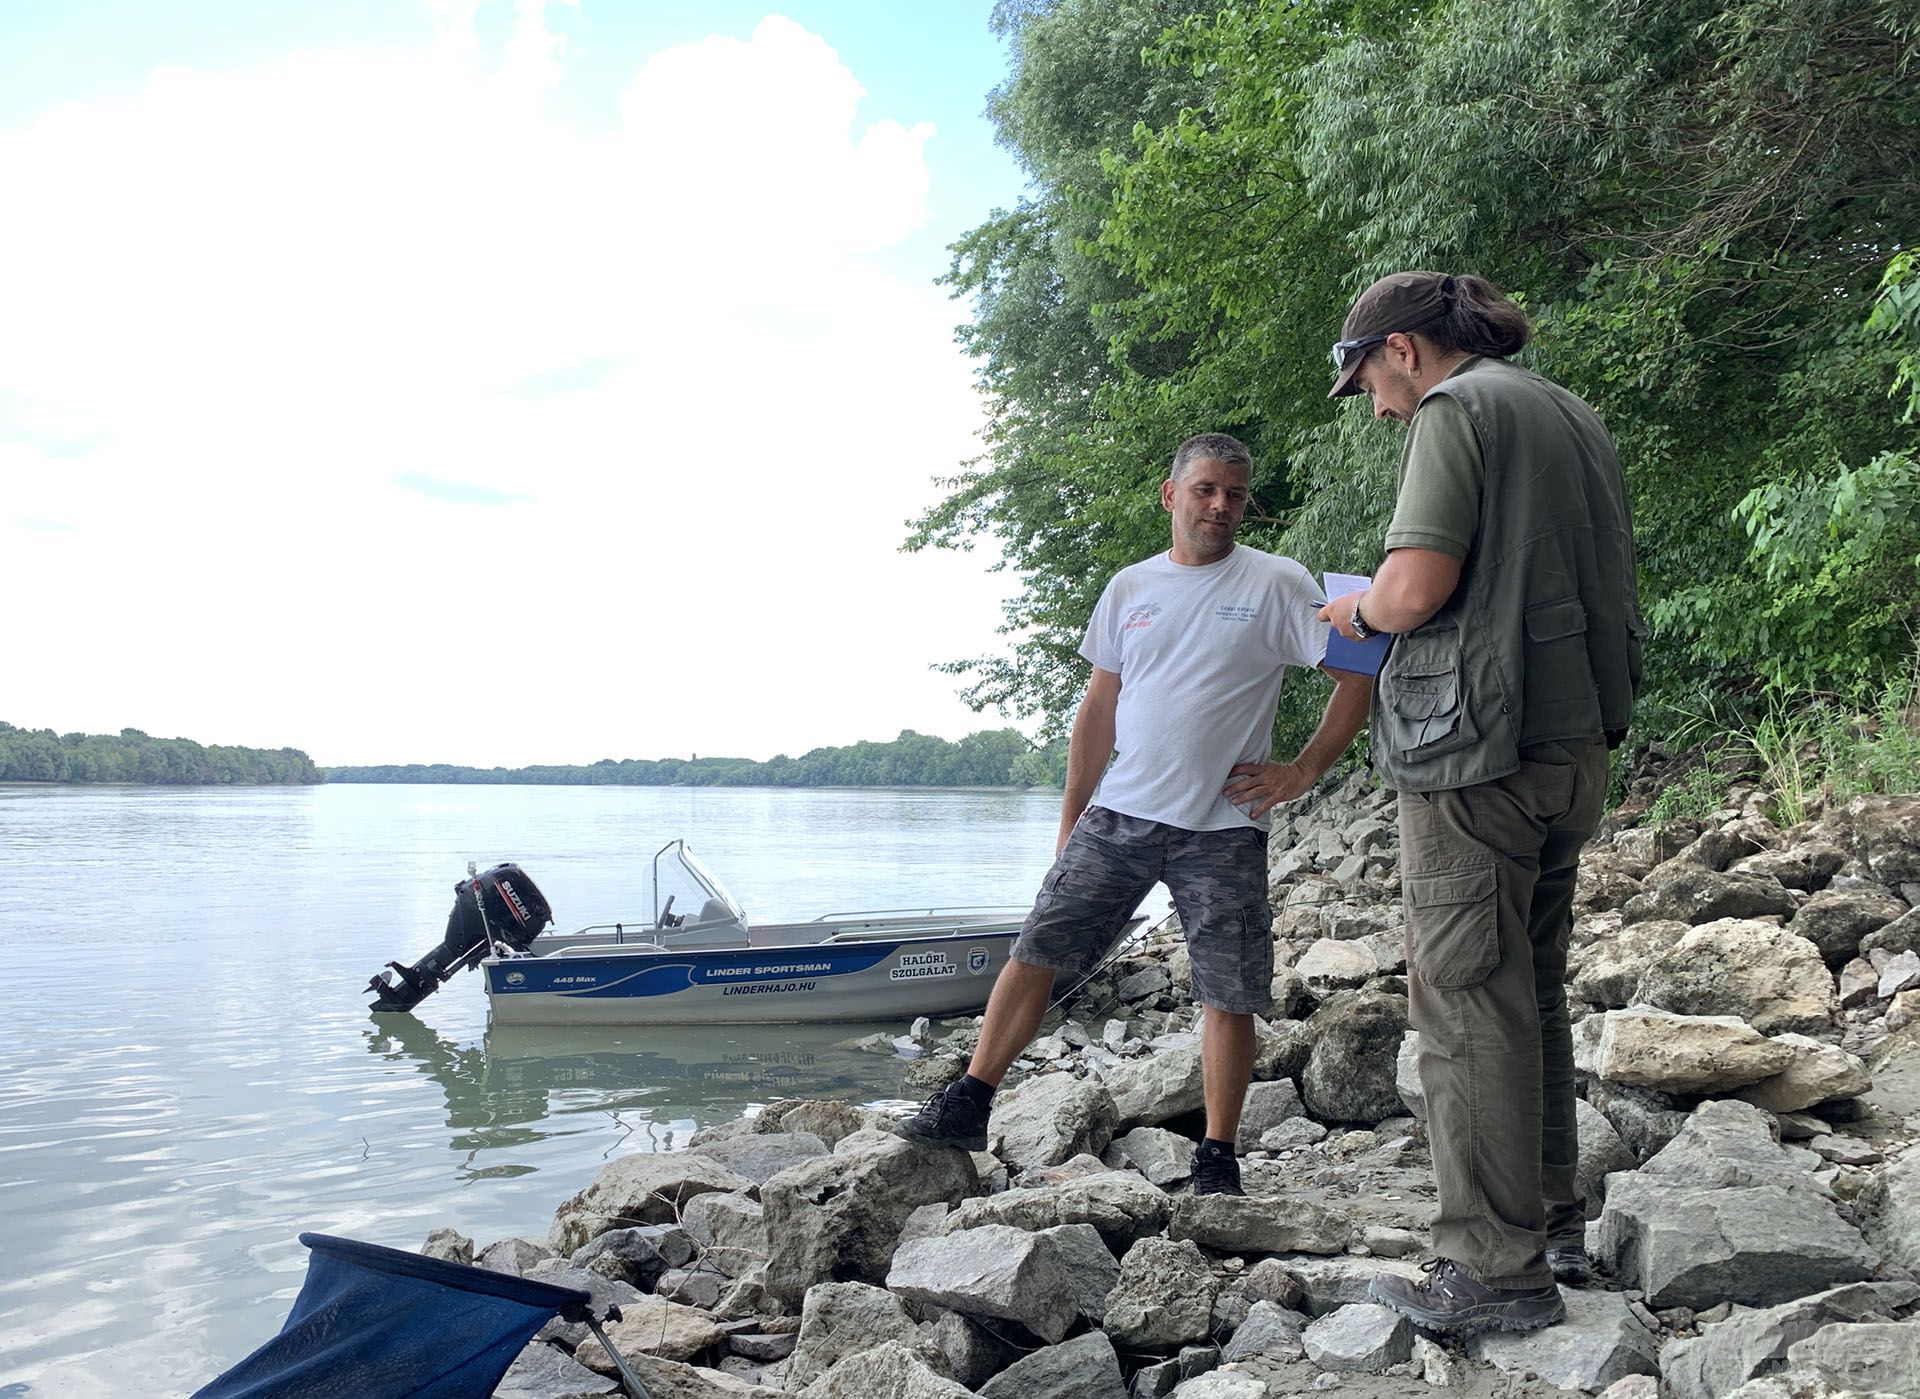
[648,840,747,931]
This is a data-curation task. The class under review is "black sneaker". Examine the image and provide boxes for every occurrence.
[896,1082,989,1151]
[1190,1145,1244,1197]
[1368,1258,1565,1335]
[1546,1241,1595,1286]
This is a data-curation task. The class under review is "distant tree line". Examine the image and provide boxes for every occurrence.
[326,728,1070,789]
[0,722,321,784]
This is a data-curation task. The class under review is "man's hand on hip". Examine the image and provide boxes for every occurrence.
[1223,760,1313,818]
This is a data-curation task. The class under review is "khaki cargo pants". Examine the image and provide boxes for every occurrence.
[1398,736,1610,1288]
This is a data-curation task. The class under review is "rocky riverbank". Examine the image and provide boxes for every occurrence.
[430,762,1920,1398]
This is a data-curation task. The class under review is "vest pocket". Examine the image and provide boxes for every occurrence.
[1406,860,1500,989]
[1521,598,1602,740]
[1379,625,1481,761]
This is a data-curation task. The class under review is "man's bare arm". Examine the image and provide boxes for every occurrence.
[1320,546,1463,639]
[1221,666,1375,818]
[1058,667,1121,853]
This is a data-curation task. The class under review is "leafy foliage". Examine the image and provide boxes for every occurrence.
[0,722,319,784]
[922,0,1920,744]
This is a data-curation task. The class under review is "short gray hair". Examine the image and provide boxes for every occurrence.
[1170,432,1253,481]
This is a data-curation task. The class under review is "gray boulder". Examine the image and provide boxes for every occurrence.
[1233,1078,1306,1154]
[761,1129,979,1304]
[749,1099,878,1148]
[1574,1007,1795,1094]
[1569,918,1691,1008]
[1301,992,1408,1124]
[886,1223,1076,1343]
[615,1353,782,1397]
[1621,865,1797,925]
[1468,1287,1658,1391]
[1585,1078,1691,1161]
[1847,794,1920,884]
[1576,1096,1638,1217]
[421,1228,473,1265]
[1041,1221,1120,1324]
[570,1225,685,1289]
[797,1341,971,1399]
[479,1236,559,1276]
[1736,1035,1873,1114]
[1858,1151,1920,1273]
[1295,938,1376,996]
[991,1071,1117,1171]
[495,1342,620,1398]
[1104,1236,1218,1349]
[694,1132,830,1186]
[1167,1193,1350,1255]
[550,1152,756,1253]
[1789,889,1909,966]
[1219,1300,1309,1362]
[1104,1042,1207,1128]
[1730,841,1848,893]
[1633,920,1837,1034]
[1300,1302,1413,1373]
[929,1311,1021,1390]
[1109,1126,1196,1187]
[1394,1030,1425,1119]
[1659,1281,1920,1399]
[978,1330,1127,1399]
[1596,1100,1878,1308]
[783,1281,921,1390]
[941,1169,1170,1253]
[1784,1320,1920,1395]
[682,1193,767,1258]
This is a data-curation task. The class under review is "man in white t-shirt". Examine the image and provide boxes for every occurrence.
[902,433,1375,1194]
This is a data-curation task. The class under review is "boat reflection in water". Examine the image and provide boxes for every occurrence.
[364,1012,915,1177]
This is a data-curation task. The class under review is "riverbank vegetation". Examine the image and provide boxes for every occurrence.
[0,722,320,784]
[914,0,1919,798]
[326,729,1069,789]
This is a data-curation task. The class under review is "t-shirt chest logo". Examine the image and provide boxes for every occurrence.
[1123,603,1162,632]
[1214,602,1260,623]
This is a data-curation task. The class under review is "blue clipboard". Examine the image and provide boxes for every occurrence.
[1324,571,1391,677]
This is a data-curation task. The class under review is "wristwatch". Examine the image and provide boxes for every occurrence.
[1350,600,1376,641]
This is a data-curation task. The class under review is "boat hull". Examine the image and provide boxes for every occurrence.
[483,926,1032,1026]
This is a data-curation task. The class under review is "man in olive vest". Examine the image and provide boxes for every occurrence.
[1319,272,1643,1335]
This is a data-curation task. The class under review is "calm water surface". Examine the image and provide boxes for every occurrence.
[0,783,1084,1397]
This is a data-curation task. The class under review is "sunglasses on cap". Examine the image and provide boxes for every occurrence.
[1330,334,1390,370]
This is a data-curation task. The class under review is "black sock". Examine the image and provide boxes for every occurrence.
[955,1074,997,1108]
[1199,1136,1236,1157]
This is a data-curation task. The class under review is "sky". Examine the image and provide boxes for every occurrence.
[0,0,1038,768]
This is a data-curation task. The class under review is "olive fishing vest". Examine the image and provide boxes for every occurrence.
[1371,357,1644,794]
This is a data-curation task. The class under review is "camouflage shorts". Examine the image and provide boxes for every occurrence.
[1012,806,1274,1014]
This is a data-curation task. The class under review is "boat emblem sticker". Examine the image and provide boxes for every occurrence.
[505,971,526,986]
[889,951,955,982]
[966,947,989,975]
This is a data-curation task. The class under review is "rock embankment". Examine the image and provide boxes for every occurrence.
[434,768,1920,1398]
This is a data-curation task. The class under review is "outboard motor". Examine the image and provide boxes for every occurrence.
[367,863,553,1013]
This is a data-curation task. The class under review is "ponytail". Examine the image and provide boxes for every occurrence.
[1424,275,1533,358]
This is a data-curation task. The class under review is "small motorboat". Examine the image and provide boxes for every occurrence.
[366,840,1145,1027]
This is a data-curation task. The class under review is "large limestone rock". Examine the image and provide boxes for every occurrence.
[1103,1042,1207,1128]
[572,1295,727,1368]
[886,1224,1077,1343]
[1219,1300,1309,1362]
[694,1132,830,1186]
[1569,918,1691,1007]
[1585,1078,1691,1161]
[1621,864,1797,926]
[784,1282,921,1390]
[682,1193,767,1259]
[1295,938,1376,996]
[1233,1078,1306,1154]
[797,1341,971,1399]
[1735,1035,1873,1114]
[977,1330,1127,1399]
[1103,1236,1218,1349]
[1789,889,1909,966]
[601,1352,781,1398]
[1110,1126,1197,1187]
[761,1129,979,1304]
[551,1152,757,1253]
[1041,1221,1120,1325]
[1574,1008,1796,1093]
[941,1168,1170,1253]
[1167,1194,1350,1255]
[1658,1281,1920,1399]
[1785,1320,1920,1395]
[1576,1097,1638,1217]
[495,1342,620,1398]
[749,1099,879,1148]
[1301,1302,1413,1373]
[1468,1287,1658,1391]
[1847,794,1920,884]
[1394,1030,1425,1119]
[1301,991,1408,1124]
[1595,1100,1879,1308]
[1633,920,1837,1034]
[1858,1152,1920,1273]
[990,1070,1117,1171]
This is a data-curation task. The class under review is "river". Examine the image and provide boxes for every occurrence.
[0,782,1096,1397]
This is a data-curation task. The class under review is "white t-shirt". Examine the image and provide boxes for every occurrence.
[1080,544,1328,832]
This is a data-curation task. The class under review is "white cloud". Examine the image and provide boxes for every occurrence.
[0,8,1018,766]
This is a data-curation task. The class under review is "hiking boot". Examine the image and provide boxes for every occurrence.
[896,1082,989,1151]
[1547,1241,1595,1286]
[1190,1143,1244,1197]
[1368,1258,1565,1335]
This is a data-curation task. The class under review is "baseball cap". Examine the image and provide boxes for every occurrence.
[1328,271,1451,398]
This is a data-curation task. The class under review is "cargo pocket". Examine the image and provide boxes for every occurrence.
[1521,597,1602,739]
[1406,861,1500,989]
[1379,625,1479,761]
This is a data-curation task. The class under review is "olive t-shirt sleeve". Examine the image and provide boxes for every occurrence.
[1384,393,1483,560]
